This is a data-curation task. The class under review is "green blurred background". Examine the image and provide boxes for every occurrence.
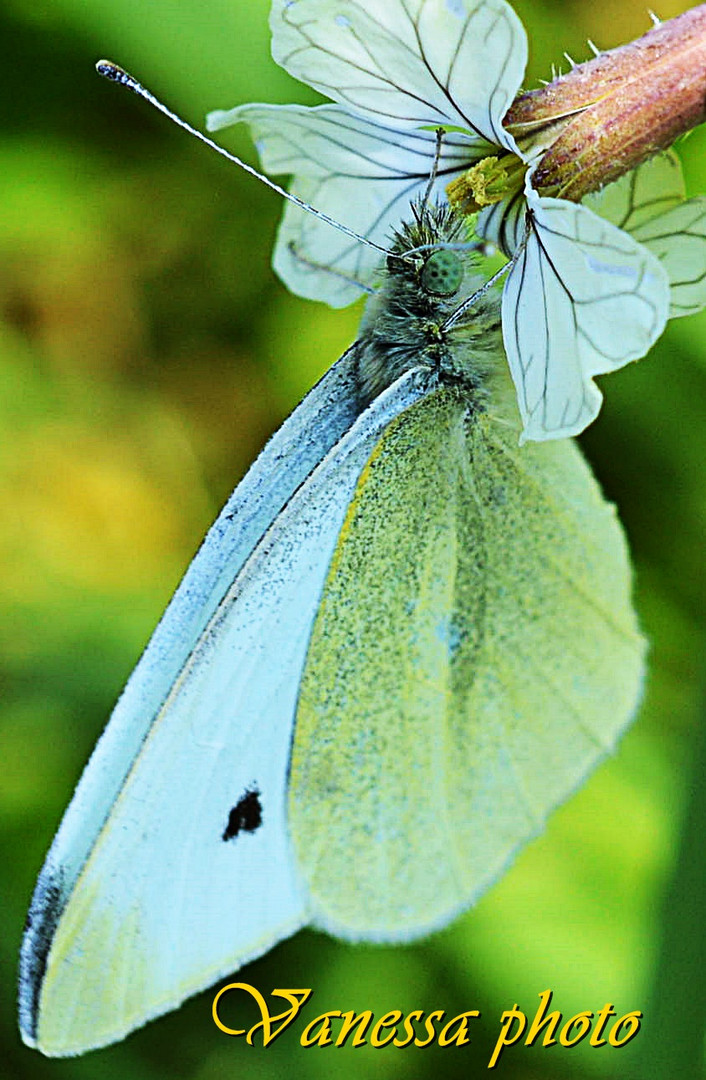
[3,0,705,1077]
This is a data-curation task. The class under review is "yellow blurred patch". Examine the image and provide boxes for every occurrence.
[0,420,209,599]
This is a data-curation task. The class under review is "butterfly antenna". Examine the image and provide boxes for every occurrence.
[96,61,399,261]
[442,217,531,331]
[441,260,509,330]
[420,128,445,211]
[287,241,375,295]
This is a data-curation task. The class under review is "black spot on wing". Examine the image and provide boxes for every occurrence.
[222,786,263,842]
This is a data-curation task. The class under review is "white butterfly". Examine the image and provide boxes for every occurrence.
[19,73,645,1058]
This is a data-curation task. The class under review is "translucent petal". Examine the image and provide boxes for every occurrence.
[584,154,706,317]
[584,151,685,232]
[630,196,706,318]
[477,186,527,256]
[269,0,526,152]
[207,103,480,306]
[501,189,670,442]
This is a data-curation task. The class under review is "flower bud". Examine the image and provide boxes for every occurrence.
[507,5,706,201]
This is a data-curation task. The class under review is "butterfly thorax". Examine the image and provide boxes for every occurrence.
[356,203,503,409]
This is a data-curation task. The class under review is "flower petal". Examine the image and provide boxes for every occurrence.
[584,151,685,232]
[207,102,479,306]
[586,155,706,318]
[630,197,706,318]
[270,0,526,151]
[500,187,670,442]
[476,186,527,256]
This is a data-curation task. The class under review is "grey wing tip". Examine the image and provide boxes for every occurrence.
[18,864,66,1047]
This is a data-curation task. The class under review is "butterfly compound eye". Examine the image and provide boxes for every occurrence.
[419,249,464,298]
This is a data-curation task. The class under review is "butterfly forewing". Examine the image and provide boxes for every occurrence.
[20,344,362,955]
[20,362,429,1057]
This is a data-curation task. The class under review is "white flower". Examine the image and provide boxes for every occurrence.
[208,0,706,441]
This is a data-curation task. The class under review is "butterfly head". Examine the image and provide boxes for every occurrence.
[358,201,501,406]
[419,249,465,298]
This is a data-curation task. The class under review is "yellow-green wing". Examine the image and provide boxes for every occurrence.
[289,384,645,940]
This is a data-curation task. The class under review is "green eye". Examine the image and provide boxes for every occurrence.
[420,250,464,297]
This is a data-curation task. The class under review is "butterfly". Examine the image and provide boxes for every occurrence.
[19,70,645,1059]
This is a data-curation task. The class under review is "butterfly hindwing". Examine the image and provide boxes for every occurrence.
[290,383,645,938]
